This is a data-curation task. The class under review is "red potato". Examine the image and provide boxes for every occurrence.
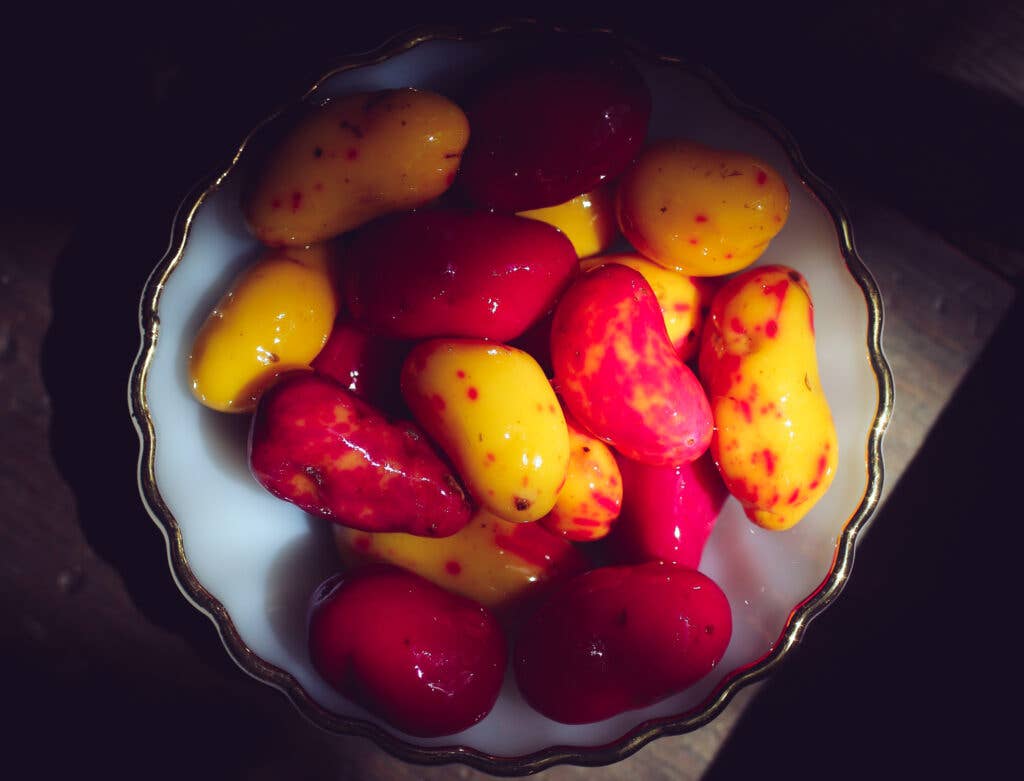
[311,317,411,416]
[514,563,732,724]
[551,264,713,465]
[458,48,651,211]
[345,210,577,341]
[249,371,471,536]
[309,566,506,737]
[611,453,728,568]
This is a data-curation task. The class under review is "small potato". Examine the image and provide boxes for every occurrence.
[551,264,713,465]
[309,567,506,737]
[401,340,570,523]
[580,253,713,361]
[698,265,838,530]
[249,372,472,537]
[617,140,789,276]
[514,563,732,724]
[517,185,618,259]
[188,244,338,413]
[540,409,622,541]
[244,88,469,246]
[334,508,588,616]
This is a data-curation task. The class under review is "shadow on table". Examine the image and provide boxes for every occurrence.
[703,285,1021,779]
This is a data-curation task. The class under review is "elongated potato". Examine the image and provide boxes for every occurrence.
[698,264,837,530]
[244,88,469,246]
[188,244,338,413]
[401,339,570,523]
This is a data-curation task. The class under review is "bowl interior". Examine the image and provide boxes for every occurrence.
[142,35,879,757]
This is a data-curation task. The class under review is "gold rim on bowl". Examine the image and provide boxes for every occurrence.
[127,18,895,775]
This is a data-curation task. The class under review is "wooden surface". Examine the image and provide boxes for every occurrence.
[2,3,1020,778]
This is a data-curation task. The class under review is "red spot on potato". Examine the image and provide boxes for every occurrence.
[756,169,768,185]
[763,449,776,475]
[673,302,691,313]
[456,370,465,378]
[290,191,303,211]
[695,214,708,223]
[432,394,446,411]
[572,517,601,527]
[765,319,778,338]
[730,317,745,334]
[486,452,496,462]
[346,147,359,160]
[688,237,699,245]
[445,560,462,575]
[467,387,478,400]
[763,279,789,305]
[737,399,752,423]
[787,488,800,504]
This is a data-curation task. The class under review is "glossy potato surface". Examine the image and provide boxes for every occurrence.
[617,140,789,276]
[244,88,468,246]
[698,265,838,530]
[189,244,338,413]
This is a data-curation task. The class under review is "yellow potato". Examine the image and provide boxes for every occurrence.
[401,340,570,523]
[188,244,339,412]
[334,509,587,614]
[698,265,837,530]
[517,185,617,258]
[617,140,789,276]
[244,88,469,246]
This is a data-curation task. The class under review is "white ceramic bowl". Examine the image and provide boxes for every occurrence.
[129,22,892,773]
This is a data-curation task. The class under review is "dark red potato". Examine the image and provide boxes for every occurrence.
[249,371,472,537]
[345,210,577,341]
[551,264,713,465]
[311,317,411,416]
[309,567,507,737]
[458,49,652,211]
[514,562,732,724]
[611,452,729,568]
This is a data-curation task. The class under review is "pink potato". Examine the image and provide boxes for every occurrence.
[309,566,506,737]
[550,264,713,465]
[611,452,728,568]
[249,371,472,536]
[344,209,577,342]
[514,562,732,724]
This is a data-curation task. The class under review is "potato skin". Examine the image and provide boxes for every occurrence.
[244,88,468,246]
[189,244,338,413]
[459,49,651,211]
[334,508,588,616]
[249,371,472,536]
[551,264,713,465]
[514,563,732,724]
[580,253,714,361]
[617,140,789,276]
[517,185,618,259]
[308,566,506,737]
[345,210,577,341]
[698,265,838,530]
[401,340,570,523]
[610,453,728,568]
[539,409,622,541]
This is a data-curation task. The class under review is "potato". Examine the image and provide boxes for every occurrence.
[249,372,472,537]
[617,140,789,276]
[308,567,506,737]
[580,253,714,361]
[550,264,713,465]
[698,264,838,530]
[188,244,338,413]
[514,563,732,724]
[334,508,588,616]
[401,340,570,523]
[344,210,577,341]
[539,408,622,541]
[517,185,618,259]
[244,88,468,246]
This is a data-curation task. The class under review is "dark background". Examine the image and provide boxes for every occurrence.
[3,1,1021,777]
